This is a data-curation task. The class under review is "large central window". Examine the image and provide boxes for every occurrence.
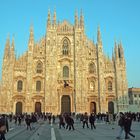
[108,81,112,91]
[17,80,23,92]
[89,63,96,74]
[36,81,41,92]
[62,39,69,55]
[63,66,69,78]
[36,62,43,73]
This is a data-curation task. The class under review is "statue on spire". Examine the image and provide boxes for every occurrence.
[29,25,34,44]
[4,35,10,59]
[97,26,102,45]
[75,10,78,28]
[47,9,51,28]
[53,9,56,27]
[80,9,84,29]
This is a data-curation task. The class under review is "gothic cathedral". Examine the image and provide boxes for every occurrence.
[0,10,129,114]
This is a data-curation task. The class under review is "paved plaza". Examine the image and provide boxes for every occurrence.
[5,119,140,140]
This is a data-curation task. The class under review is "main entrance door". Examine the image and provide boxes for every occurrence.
[90,102,96,114]
[35,102,41,114]
[16,102,22,115]
[108,101,114,114]
[61,95,71,113]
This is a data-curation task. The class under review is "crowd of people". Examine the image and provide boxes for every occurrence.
[0,111,140,140]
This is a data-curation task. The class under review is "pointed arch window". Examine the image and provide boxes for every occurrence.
[108,81,112,91]
[36,62,43,73]
[89,63,96,74]
[62,39,69,55]
[36,81,41,92]
[17,80,23,92]
[63,66,69,78]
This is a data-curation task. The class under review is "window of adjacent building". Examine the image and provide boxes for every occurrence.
[108,81,112,91]
[62,39,69,55]
[36,81,41,92]
[63,66,69,78]
[89,63,96,74]
[134,94,137,98]
[135,100,137,104]
[17,80,23,92]
[90,81,95,91]
[36,62,43,73]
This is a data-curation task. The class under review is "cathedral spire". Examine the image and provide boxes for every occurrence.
[47,9,51,28]
[53,9,56,27]
[11,36,15,59]
[80,9,84,29]
[112,47,115,62]
[97,25,102,45]
[75,10,78,28]
[29,25,34,44]
[11,35,15,49]
[114,41,119,59]
[4,35,10,59]
[28,25,34,51]
[119,41,124,58]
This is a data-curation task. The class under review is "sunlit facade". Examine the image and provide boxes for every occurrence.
[0,10,128,114]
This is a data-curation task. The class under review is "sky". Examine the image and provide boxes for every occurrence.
[0,0,140,87]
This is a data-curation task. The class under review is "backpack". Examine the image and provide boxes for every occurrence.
[118,118,123,126]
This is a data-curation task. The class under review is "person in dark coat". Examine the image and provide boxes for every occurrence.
[89,113,96,130]
[67,114,75,130]
[82,112,89,128]
[59,115,65,129]
[124,114,135,139]
[25,115,32,130]
[116,112,125,139]
[0,114,9,140]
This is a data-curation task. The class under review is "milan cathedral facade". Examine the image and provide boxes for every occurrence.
[0,10,128,114]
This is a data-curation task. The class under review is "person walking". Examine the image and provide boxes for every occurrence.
[67,114,75,130]
[0,114,9,140]
[124,114,135,139]
[89,113,96,130]
[25,115,32,130]
[82,112,89,128]
[116,112,125,139]
[59,114,65,129]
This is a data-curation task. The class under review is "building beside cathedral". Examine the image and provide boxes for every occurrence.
[0,10,128,114]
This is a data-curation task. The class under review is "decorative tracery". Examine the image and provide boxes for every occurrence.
[63,66,69,78]
[62,39,69,55]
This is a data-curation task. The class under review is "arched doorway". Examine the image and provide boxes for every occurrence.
[90,102,96,114]
[35,102,41,114]
[16,102,22,115]
[61,95,71,113]
[108,101,114,114]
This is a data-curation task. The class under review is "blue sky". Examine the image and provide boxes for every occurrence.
[0,0,140,87]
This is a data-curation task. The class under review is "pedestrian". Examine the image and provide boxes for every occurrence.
[89,113,96,130]
[52,115,55,124]
[116,112,125,139]
[82,112,89,128]
[18,115,22,126]
[0,114,9,140]
[25,115,32,130]
[59,114,65,129]
[124,114,135,139]
[67,114,75,130]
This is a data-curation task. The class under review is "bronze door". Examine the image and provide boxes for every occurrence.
[16,102,22,115]
[35,102,41,114]
[61,95,71,113]
[108,101,114,114]
[90,102,96,114]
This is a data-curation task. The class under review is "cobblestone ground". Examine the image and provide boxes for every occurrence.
[5,119,140,140]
